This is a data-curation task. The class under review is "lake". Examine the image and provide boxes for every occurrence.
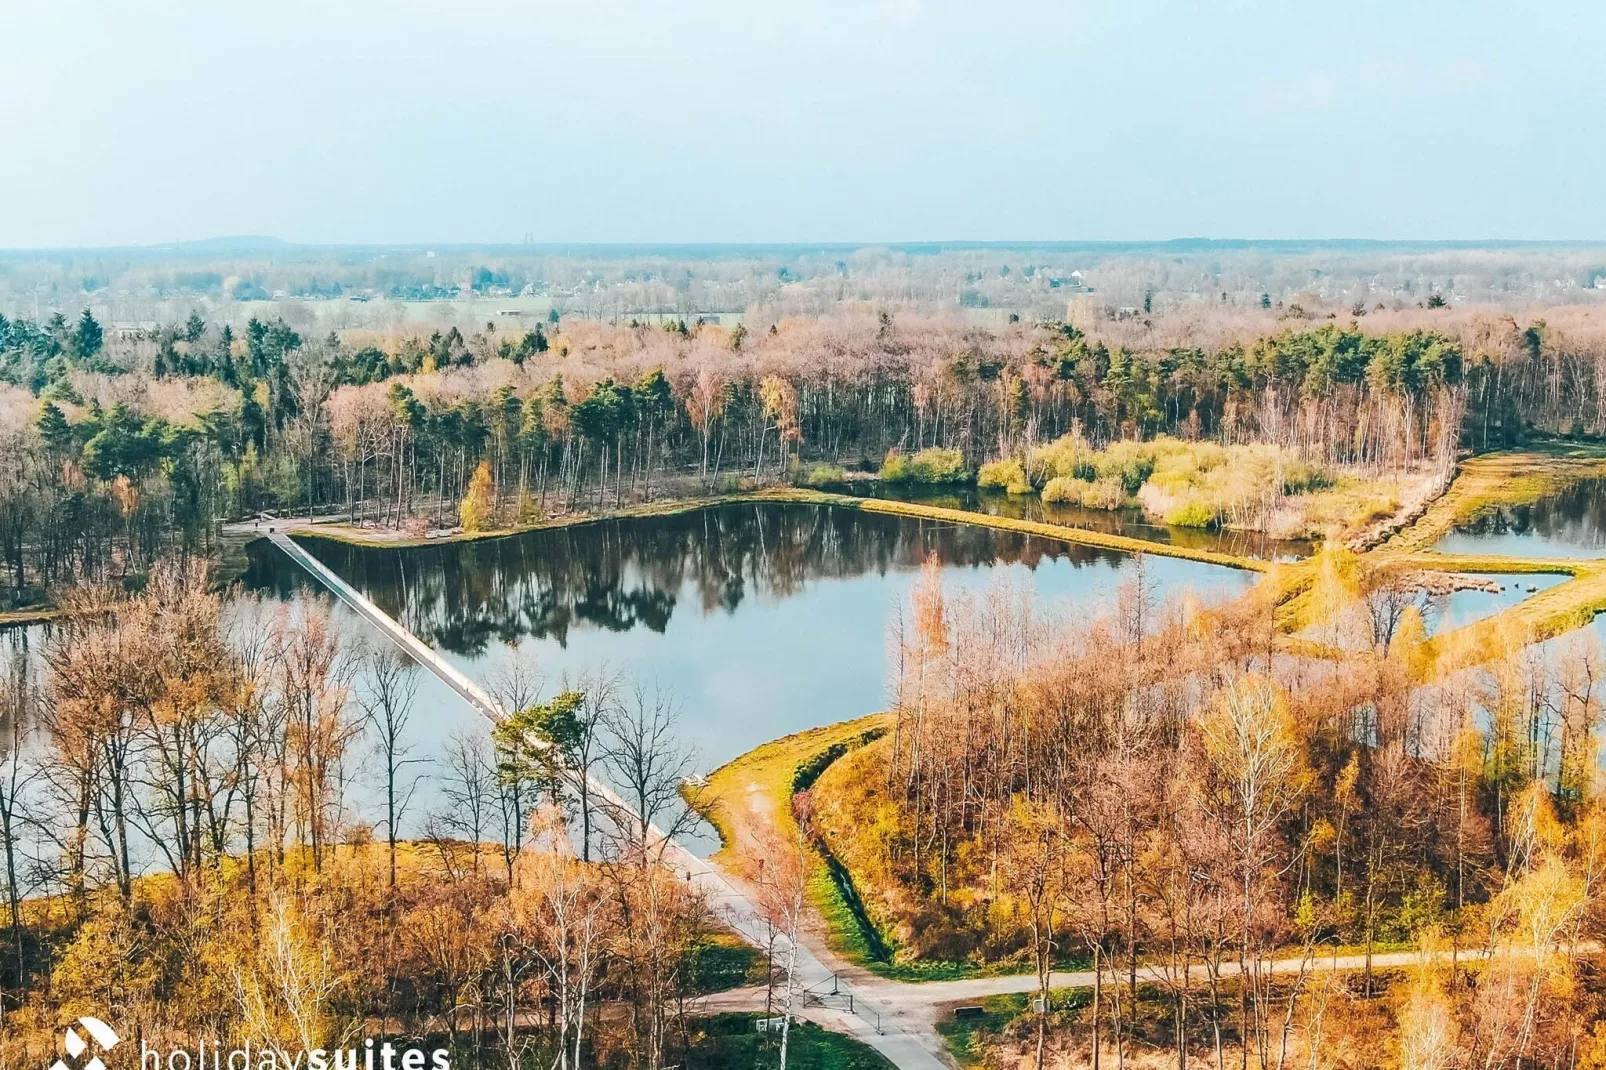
[1434,478,1606,558]
[244,502,1257,845]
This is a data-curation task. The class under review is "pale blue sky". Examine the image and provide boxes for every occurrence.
[3,0,1603,247]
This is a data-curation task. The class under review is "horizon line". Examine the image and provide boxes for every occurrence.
[5,235,1606,256]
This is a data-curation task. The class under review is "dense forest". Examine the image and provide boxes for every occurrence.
[2,303,1604,607]
[807,558,1606,1068]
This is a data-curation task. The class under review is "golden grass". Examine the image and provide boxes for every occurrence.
[1262,446,1606,661]
[1273,550,1606,675]
[1292,473,1408,540]
[14,838,493,928]
[686,714,942,974]
[1387,443,1606,552]
[0,606,60,625]
[1423,563,1606,672]
[693,713,891,871]
[775,490,1269,571]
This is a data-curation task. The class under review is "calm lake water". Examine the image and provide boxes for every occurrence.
[863,486,1316,561]
[2,504,1256,859]
[242,502,1256,844]
[1434,478,1606,558]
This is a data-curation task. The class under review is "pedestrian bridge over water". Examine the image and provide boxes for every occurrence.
[264,530,944,1070]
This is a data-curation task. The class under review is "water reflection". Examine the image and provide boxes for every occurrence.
[7,505,1257,860]
[0,624,46,761]
[1436,479,1606,558]
[245,503,1155,657]
[244,502,1257,783]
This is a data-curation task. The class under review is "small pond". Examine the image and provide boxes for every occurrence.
[1426,572,1570,635]
[1433,479,1606,559]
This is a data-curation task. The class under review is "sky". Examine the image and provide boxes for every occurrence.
[3,0,1604,247]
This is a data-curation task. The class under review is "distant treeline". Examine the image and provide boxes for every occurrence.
[7,241,1606,319]
[0,306,1601,601]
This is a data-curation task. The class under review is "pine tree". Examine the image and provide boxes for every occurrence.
[72,308,103,359]
[36,402,72,452]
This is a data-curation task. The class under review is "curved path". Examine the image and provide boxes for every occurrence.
[267,531,948,1070]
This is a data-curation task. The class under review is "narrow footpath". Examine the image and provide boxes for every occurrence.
[267,531,949,1070]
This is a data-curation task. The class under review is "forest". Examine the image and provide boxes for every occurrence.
[804,555,1606,1068]
[3,301,1605,612]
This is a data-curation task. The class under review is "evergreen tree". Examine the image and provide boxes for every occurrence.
[35,402,72,452]
[71,308,103,359]
[491,689,587,804]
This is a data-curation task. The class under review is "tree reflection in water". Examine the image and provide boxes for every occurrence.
[244,503,1126,657]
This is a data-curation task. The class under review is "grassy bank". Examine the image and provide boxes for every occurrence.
[1425,562,1606,672]
[1387,443,1606,553]
[696,714,892,864]
[692,716,904,973]
[692,714,998,981]
[0,605,60,626]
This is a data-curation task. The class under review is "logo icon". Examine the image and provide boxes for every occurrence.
[50,1016,120,1070]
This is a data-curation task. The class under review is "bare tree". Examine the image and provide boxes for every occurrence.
[752,810,812,1070]
[566,668,613,862]
[269,596,358,871]
[514,805,610,1070]
[1198,674,1307,1070]
[359,645,422,889]
[439,730,495,874]
[599,682,699,861]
